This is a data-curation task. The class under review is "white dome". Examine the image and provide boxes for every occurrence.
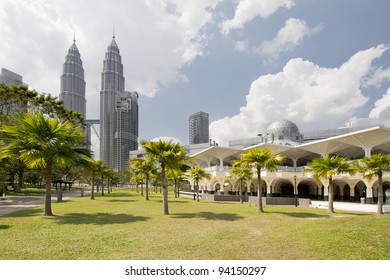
[265,119,302,145]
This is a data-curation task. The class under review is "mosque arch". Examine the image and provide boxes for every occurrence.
[297,179,319,199]
[372,179,390,203]
[271,178,294,197]
[354,181,367,202]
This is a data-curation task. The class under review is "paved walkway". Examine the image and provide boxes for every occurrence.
[310,200,390,213]
[0,190,89,216]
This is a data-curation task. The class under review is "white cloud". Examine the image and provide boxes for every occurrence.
[368,87,390,120]
[0,0,222,109]
[220,0,295,35]
[363,67,390,87]
[234,40,249,52]
[347,87,390,128]
[210,44,390,146]
[150,136,182,144]
[0,0,223,158]
[257,18,322,62]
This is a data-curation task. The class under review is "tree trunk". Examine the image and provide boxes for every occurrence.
[101,176,105,196]
[44,164,53,216]
[141,182,144,196]
[145,175,149,200]
[377,173,384,214]
[90,175,95,200]
[196,179,200,202]
[161,164,169,214]
[240,180,243,204]
[174,179,177,198]
[257,167,263,212]
[328,178,334,213]
[17,167,24,192]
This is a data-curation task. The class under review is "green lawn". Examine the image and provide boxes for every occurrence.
[1,188,389,260]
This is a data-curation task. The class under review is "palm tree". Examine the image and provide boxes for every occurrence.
[239,147,285,213]
[167,167,185,198]
[305,155,355,213]
[358,154,390,214]
[187,167,211,202]
[141,139,187,214]
[229,162,253,203]
[129,157,156,200]
[87,160,100,200]
[0,112,91,216]
[105,165,114,194]
[95,160,106,196]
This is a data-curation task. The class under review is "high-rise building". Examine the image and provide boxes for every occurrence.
[59,38,86,119]
[189,111,209,144]
[0,68,25,117]
[100,34,138,170]
[59,38,90,149]
[0,68,23,86]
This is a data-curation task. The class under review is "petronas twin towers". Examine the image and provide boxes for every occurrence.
[60,33,139,171]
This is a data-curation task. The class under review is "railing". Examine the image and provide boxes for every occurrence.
[205,165,305,173]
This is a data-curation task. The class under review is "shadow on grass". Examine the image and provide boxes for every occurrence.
[0,225,11,230]
[5,208,43,217]
[54,212,150,225]
[171,211,244,221]
[107,199,136,203]
[169,200,190,204]
[270,211,330,219]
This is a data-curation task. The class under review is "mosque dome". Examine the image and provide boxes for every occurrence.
[265,119,302,145]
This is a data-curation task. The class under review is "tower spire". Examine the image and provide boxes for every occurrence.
[73,28,76,43]
[113,24,115,39]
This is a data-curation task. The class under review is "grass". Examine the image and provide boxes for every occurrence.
[0,188,389,260]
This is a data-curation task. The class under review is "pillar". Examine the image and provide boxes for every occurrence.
[366,186,373,204]
[320,178,329,201]
[363,146,372,157]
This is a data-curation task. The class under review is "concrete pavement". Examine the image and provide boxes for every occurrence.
[310,200,390,213]
[0,190,89,216]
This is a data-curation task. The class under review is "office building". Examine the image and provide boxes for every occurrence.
[189,111,209,144]
[100,34,138,170]
[59,38,90,149]
[0,68,23,86]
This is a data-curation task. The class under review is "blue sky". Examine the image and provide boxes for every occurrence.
[1,0,390,158]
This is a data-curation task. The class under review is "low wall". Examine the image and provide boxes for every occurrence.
[248,196,310,207]
[201,193,310,206]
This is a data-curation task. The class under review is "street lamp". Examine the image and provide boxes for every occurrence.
[294,175,298,207]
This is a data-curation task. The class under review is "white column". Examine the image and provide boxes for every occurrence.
[363,147,372,157]
[219,158,224,170]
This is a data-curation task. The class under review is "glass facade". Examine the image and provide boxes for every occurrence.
[189,111,209,144]
[100,36,138,170]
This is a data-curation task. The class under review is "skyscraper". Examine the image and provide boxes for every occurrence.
[0,68,23,86]
[100,34,138,170]
[59,38,90,149]
[189,111,209,144]
[59,38,86,119]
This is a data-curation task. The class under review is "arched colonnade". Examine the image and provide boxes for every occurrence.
[191,173,390,203]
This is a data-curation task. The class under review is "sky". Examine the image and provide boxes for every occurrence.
[1,0,390,159]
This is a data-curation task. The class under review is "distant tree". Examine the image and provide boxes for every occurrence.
[229,162,253,204]
[141,139,188,214]
[239,148,285,213]
[305,155,355,213]
[167,167,186,198]
[358,154,390,214]
[0,112,91,215]
[187,167,211,202]
[130,157,156,200]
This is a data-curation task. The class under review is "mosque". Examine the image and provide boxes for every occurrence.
[188,120,390,205]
